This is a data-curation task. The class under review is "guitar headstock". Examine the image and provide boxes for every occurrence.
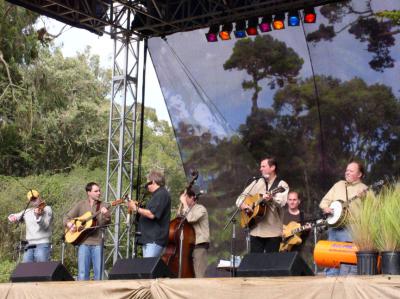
[274,186,286,194]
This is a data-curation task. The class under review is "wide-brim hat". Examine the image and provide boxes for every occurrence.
[27,190,40,201]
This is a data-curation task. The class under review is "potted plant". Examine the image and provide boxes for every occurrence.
[348,191,380,275]
[375,184,400,275]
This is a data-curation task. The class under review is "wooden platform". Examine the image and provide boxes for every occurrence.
[1,276,400,299]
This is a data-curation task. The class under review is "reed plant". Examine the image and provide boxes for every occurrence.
[375,184,400,252]
[347,191,380,251]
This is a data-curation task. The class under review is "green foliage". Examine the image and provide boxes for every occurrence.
[376,10,400,25]
[0,259,16,283]
[374,184,400,251]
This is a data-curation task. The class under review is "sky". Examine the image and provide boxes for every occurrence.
[40,17,171,122]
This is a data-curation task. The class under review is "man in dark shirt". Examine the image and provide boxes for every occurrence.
[281,191,310,252]
[129,170,171,257]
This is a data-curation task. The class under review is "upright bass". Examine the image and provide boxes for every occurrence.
[162,171,198,278]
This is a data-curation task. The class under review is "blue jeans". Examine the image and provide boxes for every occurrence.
[325,227,357,276]
[78,244,102,280]
[142,243,164,258]
[22,243,51,263]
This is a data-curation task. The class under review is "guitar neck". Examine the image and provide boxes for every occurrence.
[291,224,310,234]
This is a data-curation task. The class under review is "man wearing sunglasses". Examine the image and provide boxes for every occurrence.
[129,170,171,257]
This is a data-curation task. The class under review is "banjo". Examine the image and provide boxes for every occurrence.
[326,180,384,228]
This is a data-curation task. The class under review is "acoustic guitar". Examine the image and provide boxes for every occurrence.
[240,186,286,229]
[65,198,124,245]
[279,220,326,252]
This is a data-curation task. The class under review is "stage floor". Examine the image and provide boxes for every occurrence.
[1,276,400,299]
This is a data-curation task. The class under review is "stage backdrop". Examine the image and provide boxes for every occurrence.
[148,0,400,268]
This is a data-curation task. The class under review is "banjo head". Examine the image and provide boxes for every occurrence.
[326,201,344,226]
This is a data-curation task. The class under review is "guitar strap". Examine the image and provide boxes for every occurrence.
[266,176,280,192]
[92,200,101,227]
[265,176,281,214]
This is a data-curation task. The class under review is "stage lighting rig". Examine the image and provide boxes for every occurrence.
[219,23,233,40]
[273,13,285,30]
[304,7,317,23]
[234,20,247,38]
[259,16,272,33]
[206,24,220,42]
[246,17,259,36]
[288,11,300,26]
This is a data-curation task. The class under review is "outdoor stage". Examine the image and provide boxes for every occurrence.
[1,276,400,299]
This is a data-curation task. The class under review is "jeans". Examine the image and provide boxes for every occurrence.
[142,243,164,258]
[78,244,102,280]
[325,227,357,276]
[22,243,51,263]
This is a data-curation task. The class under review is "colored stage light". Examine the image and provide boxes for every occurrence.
[273,13,285,30]
[246,17,259,36]
[304,7,316,23]
[219,23,233,40]
[259,16,272,32]
[205,24,219,42]
[288,11,300,26]
[234,20,247,38]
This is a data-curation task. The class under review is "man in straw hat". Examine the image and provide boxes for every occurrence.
[8,189,53,262]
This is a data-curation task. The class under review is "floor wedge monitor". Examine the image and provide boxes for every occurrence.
[11,261,74,282]
[237,252,314,277]
[109,257,172,279]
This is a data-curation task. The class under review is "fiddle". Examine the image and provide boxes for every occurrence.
[32,199,47,216]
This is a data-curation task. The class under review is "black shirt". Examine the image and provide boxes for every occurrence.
[282,209,303,226]
[137,186,171,246]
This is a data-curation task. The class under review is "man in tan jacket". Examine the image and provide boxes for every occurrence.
[179,187,210,277]
[319,160,367,276]
[236,157,289,253]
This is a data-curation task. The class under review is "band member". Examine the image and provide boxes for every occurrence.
[236,157,289,253]
[281,191,310,252]
[179,188,210,278]
[128,170,171,258]
[64,182,111,280]
[282,191,304,226]
[8,190,53,262]
[319,160,367,276]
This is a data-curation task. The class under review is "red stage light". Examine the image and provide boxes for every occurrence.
[246,17,259,36]
[304,8,316,23]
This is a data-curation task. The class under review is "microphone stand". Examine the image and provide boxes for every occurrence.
[132,191,147,258]
[223,178,260,277]
[60,231,66,265]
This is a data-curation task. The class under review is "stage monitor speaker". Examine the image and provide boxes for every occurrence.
[11,261,74,282]
[237,252,314,277]
[109,257,172,279]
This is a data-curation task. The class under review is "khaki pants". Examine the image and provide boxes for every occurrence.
[193,247,208,278]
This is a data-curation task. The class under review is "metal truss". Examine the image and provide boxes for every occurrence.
[104,2,142,273]
[7,0,343,37]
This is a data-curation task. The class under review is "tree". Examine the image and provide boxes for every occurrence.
[223,35,303,114]
[0,0,39,115]
[306,1,399,72]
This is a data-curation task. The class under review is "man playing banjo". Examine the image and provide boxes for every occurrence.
[319,160,367,276]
